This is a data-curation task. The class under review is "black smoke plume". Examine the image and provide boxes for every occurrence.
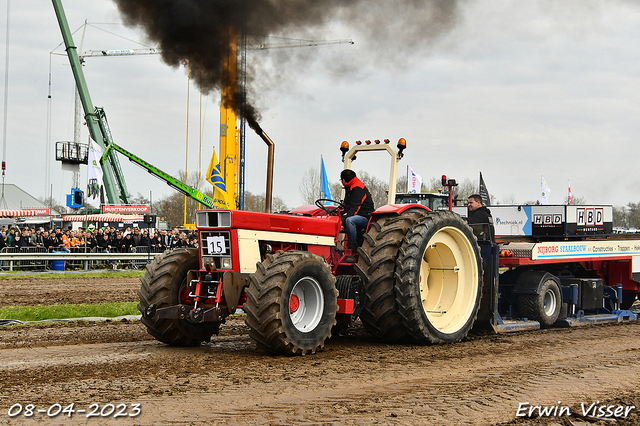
[112,0,464,131]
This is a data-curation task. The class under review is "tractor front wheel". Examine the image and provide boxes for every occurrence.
[138,248,220,346]
[244,251,338,355]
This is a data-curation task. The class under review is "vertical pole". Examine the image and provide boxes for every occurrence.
[220,28,238,209]
[238,28,247,210]
[198,79,202,205]
[1,0,9,192]
[320,156,323,200]
[183,61,190,226]
[406,165,409,193]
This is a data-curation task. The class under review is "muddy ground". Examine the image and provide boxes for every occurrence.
[0,275,639,425]
[0,274,139,307]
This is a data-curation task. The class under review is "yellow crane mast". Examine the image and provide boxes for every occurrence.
[219,34,354,211]
[220,29,239,210]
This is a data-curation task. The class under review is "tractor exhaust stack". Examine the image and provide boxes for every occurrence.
[256,128,275,214]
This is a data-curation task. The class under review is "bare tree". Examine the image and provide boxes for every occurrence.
[38,196,67,215]
[499,193,518,205]
[613,206,628,228]
[154,191,185,228]
[625,202,640,229]
[153,170,214,227]
[396,173,408,193]
[300,166,346,205]
[330,182,343,202]
[244,191,289,213]
[129,192,150,205]
[455,178,476,200]
[357,170,391,208]
[564,195,587,205]
[424,176,444,192]
[299,167,321,205]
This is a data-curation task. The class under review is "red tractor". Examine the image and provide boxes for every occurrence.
[139,140,483,355]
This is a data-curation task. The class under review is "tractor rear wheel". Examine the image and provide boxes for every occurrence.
[395,211,483,344]
[355,208,428,342]
[244,251,338,355]
[138,248,220,346]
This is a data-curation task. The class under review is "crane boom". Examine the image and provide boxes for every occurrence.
[80,48,161,58]
[100,134,214,209]
[79,38,354,57]
[247,38,354,50]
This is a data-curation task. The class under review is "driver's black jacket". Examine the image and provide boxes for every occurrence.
[342,176,375,220]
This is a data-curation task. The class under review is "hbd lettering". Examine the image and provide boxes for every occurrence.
[516,401,635,419]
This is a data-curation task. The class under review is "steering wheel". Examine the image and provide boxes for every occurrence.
[315,199,345,216]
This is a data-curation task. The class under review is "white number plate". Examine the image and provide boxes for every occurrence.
[206,236,226,254]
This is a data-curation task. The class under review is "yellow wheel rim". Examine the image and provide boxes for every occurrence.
[418,226,480,334]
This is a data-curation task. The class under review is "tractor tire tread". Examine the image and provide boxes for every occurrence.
[395,210,482,344]
[244,250,338,356]
[138,248,220,346]
[355,208,429,342]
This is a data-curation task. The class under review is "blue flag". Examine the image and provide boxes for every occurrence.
[320,156,333,205]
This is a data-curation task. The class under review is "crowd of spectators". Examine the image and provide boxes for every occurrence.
[0,225,199,253]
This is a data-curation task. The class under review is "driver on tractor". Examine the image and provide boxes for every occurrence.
[340,169,374,262]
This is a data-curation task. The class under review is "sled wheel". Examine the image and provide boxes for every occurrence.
[395,210,483,344]
[244,251,338,355]
[138,248,220,346]
[518,278,562,327]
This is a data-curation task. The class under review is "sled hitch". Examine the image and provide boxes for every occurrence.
[142,304,226,323]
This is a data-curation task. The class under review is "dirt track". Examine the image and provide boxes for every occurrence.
[0,275,139,307]
[0,275,639,425]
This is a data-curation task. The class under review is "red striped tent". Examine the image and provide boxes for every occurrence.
[0,210,40,217]
[62,214,144,222]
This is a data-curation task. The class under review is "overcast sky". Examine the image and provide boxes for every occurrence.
[1,0,639,211]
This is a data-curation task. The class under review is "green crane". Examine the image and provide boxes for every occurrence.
[96,108,214,208]
[52,0,214,209]
[52,0,126,204]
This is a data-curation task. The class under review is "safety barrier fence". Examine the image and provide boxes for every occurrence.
[0,246,167,271]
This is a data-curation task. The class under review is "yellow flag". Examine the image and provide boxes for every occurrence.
[206,149,235,209]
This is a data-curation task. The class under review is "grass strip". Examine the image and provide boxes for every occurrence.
[0,302,139,321]
[0,271,144,280]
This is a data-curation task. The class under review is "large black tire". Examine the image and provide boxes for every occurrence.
[395,210,483,344]
[244,251,338,355]
[355,208,429,342]
[138,248,220,346]
[332,275,366,334]
[518,278,562,327]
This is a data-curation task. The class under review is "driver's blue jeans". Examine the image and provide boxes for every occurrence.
[344,215,369,243]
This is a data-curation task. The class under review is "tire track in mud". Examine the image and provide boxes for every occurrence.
[0,277,140,307]
[1,317,639,425]
[0,341,158,371]
[110,323,640,425]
